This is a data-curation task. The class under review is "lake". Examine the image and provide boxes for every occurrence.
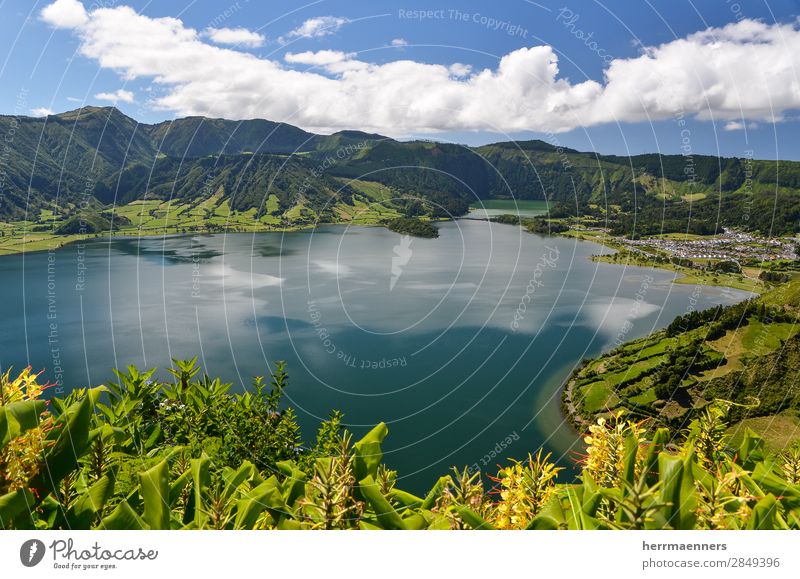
[0,219,750,492]
[468,199,549,219]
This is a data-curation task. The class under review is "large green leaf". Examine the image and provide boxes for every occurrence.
[358,476,406,530]
[0,488,35,528]
[67,474,115,528]
[452,505,495,530]
[234,477,285,530]
[98,500,146,530]
[275,461,306,507]
[221,461,256,500]
[751,464,800,511]
[658,452,697,530]
[643,428,670,479]
[528,492,567,530]
[421,476,450,510]
[34,387,106,494]
[0,400,47,448]
[388,488,423,509]
[191,454,211,528]
[738,428,766,471]
[353,423,388,483]
[140,460,171,530]
[747,494,780,530]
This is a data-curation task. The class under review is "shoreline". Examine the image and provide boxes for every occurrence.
[0,219,411,258]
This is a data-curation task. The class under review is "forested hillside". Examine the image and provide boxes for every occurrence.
[2,106,799,235]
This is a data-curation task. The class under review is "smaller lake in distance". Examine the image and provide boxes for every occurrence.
[468,200,549,219]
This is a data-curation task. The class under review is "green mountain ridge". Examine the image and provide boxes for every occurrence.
[1,106,799,234]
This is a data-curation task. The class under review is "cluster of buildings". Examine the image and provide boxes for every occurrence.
[622,228,798,263]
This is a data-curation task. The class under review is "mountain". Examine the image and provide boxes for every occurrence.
[1,106,798,234]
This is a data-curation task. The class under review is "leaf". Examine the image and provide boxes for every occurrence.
[738,428,766,470]
[353,423,388,483]
[234,478,285,530]
[0,488,35,529]
[421,476,450,510]
[751,463,800,511]
[621,433,638,486]
[643,428,670,478]
[67,474,115,528]
[139,460,171,530]
[747,494,780,530]
[400,513,428,530]
[527,492,566,530]
[98,500,146,530]
[388,489,423,509]
[358,476,406,530]
[0,400,47,448]
[34,387,107,494]
[168,469,192,508]
[191,454,211,528]
[275,461,306,507]
[658,452,697,530]
[453,505,495,530]
[565,486,601,530]
[222,461,256,500]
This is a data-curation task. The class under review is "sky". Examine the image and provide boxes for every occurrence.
[1,0,800,159]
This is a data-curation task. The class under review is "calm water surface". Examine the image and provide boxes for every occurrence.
[0,220,750,491]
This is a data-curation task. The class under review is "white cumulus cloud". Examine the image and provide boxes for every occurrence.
[724,120,759,131]
[391,38,408,47]
[204,27,265,48]
[30,107,54,117]
[94,89,135,103]
[283,16,348,40]
[284,50,354,66]
[40,0,87,29]
[40,2,800,136]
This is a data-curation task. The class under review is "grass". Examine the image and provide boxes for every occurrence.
[579,381,619,413]
[727,413,800,452]
[740,319,798,356]
[591,250,764,293]
[0,178,416,255]
[681,192,707,202]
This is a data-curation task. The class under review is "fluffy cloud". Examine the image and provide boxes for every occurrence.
[40,0,87,29]
[282,16,348,41]
[94,89,135,103]
[40,2,800,135]
[30,107,54,117]
[285,50,354,66]
[724,121,759,131]
[204,27,265,48]
[391,38,408,47]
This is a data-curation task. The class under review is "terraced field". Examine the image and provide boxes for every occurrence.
[566,281,800,451]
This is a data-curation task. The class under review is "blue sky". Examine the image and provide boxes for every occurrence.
[2,0,800,159]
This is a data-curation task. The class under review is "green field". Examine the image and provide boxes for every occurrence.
[0,180,406,255]
[566,280,800,452]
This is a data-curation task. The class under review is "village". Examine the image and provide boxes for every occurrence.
[620,228,798,263]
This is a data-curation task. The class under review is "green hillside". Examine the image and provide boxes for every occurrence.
[566,278,800,449]
[2,107,799,236]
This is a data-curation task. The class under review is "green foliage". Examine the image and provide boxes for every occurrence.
[4,362,800,530]
[384,217,439,238]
